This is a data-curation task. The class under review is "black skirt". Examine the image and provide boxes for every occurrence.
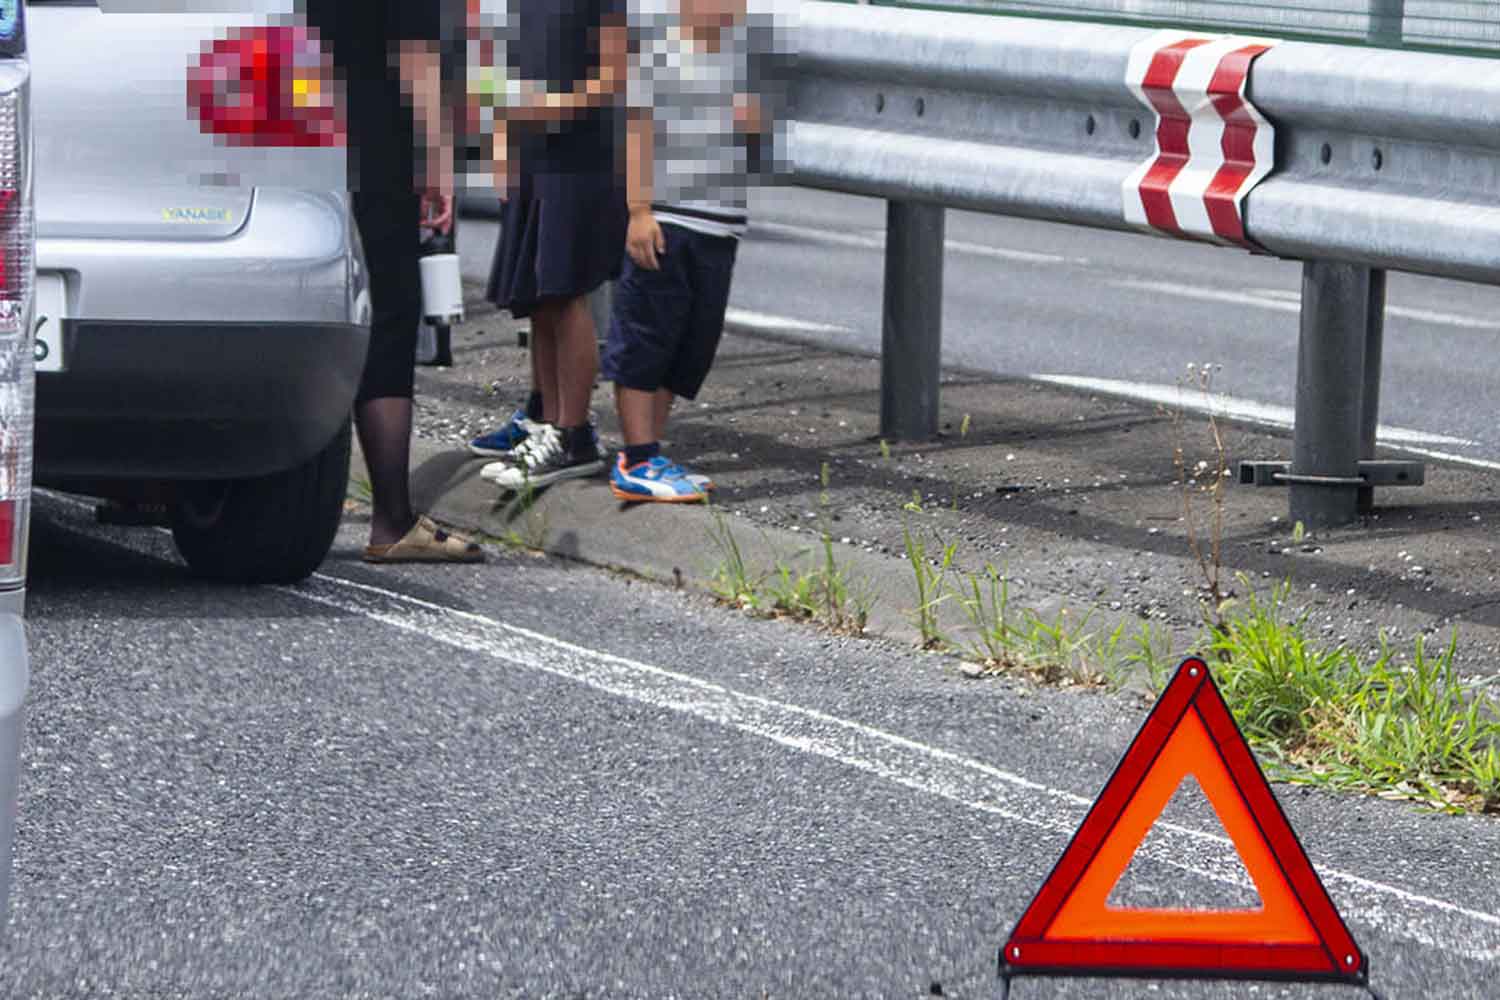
[487,168,629,319]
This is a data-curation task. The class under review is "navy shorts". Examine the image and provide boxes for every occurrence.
[602,222,738,400]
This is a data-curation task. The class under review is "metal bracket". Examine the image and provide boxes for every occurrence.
[1237,460,1424,488]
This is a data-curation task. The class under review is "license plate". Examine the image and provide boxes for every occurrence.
[33,272,66,373]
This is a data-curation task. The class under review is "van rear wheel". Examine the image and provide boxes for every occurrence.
[169,419,351,584]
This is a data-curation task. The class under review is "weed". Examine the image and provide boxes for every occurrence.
[955,564,1015,665]
[901,512,955,649]
[1166,364,1234,633]
[765,562,820,619]
[950,565,1152,688]
[960,413,972,439]
[348,476,373,504]
[708,510,764,612]
[810,463,875,632]
[499,477,548,551]
[1209,573,1500,813]
[1125,620,1178,694]
[879,439,892,460]
[706,478,874,633]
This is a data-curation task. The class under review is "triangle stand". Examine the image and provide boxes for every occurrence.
[998,658,1376,996]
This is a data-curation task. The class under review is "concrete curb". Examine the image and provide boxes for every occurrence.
[350,435,1169,682]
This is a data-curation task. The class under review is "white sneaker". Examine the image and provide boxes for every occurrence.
[481,423,603,490]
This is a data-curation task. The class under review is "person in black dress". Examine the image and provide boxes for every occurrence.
[473,0,631,490]
[301,0,483,562]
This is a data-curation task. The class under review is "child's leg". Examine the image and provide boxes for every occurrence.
[551,293,599,431]
[530,303,562,425]
[616,384,659,447]
[651,388,674,442]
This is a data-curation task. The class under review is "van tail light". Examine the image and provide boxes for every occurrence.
[188,24,343,148]
[0,61,32,590]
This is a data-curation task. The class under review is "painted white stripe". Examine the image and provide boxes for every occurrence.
[1251,287,1500,331]
[723,307,852,337]
[1121,30,1199,234]
[1166,36,1248,240]
[750,220,884,251]
[1123,278,1500,332]
[279,570,1500,963]
[943,238,1071,266]
[1114,278,1299,313]
[1029,373,1479,449]
[750,220,1076,265]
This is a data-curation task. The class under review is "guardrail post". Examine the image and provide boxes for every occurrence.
[1367,0,1405,46]
[881,200,944,440]
[1358,270,1387,513]
[1291,260,1369,529]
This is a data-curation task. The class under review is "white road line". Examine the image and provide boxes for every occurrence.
[944,238,1073,266]
[1030,374,1480,450]
[722,307,852,337]
[1120,278,1500,331]
[751,220,1077,266]
[282,569,1500,964]
[1250,286,1500,331]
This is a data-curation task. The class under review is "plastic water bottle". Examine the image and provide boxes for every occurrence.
[416,217,458,367]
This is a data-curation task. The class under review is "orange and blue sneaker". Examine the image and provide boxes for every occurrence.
[610,453,709,503]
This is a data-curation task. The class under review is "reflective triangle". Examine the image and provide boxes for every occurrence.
[1002,658,1367,985]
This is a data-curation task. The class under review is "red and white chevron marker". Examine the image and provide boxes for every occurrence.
[1122,30,1280,249]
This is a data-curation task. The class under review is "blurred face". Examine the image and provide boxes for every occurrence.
[680,0,745,35]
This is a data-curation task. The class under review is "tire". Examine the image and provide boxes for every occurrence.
[169,418,352,584]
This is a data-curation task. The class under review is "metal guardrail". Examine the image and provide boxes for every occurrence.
[788,0,1477,527]
[865,0,1497,54]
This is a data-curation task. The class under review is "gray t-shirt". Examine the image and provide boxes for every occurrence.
[628,1,771,237]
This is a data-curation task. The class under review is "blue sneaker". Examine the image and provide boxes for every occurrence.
[468,407,532,457]
[610,453,708,503]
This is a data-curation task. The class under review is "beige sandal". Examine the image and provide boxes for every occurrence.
[363,516,485,564]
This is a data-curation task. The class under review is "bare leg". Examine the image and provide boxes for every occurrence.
[651,389,674,442]
[528,329,548,422]
[533,294,598,428]
[616,384,659,447]
[355,396,417,546]
[530,304,561,425]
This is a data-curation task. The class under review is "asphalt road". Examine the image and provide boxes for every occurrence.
[458,186,1500,467]
[5,491,1499,997]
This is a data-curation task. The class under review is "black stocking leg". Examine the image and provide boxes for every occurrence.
[355,396,418,546]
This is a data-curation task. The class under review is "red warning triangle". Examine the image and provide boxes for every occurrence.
[1002,658,1367,986]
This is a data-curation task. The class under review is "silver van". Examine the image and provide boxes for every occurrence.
[28,0,368,583]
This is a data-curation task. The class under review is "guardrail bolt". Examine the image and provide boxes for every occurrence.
[1372,148,1384,171]
[1128,119,1142,140]
[1320,143,1332,166]
[1085,114,1096,136]
[914,97,926,117]
[874,93,885,113]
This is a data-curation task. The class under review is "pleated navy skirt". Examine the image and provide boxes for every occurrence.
[487,168,629,319]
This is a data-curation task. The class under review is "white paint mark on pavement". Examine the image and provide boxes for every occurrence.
[751,220,1077,266]
[1030,373,1479,449]
[723,308,853,337]
[289,570,1500,965]
[1118,278,1500,331]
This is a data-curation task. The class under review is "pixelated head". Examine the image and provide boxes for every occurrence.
[680,0,746,34]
